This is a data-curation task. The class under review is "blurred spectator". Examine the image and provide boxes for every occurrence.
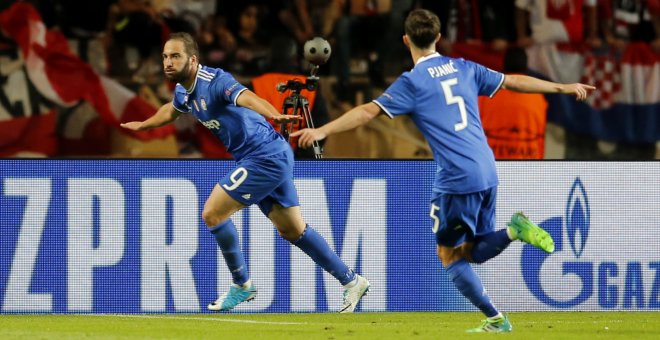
[279,0,316,44]
[277,0,342,44]
[332,0,413,101]
[152,0,218,35]
[226,3,271,75]
[515,0,600,47]
[49,0,115,76]
[197,15,236,68]
[478,47,548,159]
[419,0,515,54]
[105,0,165,82]
[479,0,516,51]
[599,0,660,52]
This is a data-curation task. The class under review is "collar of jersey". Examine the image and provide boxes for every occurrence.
[416,52,441,65]
[185,64,203,94]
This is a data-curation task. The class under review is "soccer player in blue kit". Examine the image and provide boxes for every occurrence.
[292,9,595,332]
[121,32,370,313]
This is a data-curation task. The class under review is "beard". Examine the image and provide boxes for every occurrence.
[165,61,191,83]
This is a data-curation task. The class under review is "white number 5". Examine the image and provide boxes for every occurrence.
[430,203,441,233]
[440,78,468,131]
[222,167,248,191]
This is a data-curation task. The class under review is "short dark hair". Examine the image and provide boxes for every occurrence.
[404,9,441,49]
[503,47,528,73]
[168,32,199,58]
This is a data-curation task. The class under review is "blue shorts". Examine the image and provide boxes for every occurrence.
[430,186,497,247]
[219,150,299,216]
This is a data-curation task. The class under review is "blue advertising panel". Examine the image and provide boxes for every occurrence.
[1,160,659,313]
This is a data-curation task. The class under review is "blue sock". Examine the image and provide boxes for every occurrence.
[292,225,355,285]
[470,229,512,264]
[210,220,249,285]
[446,259,499,318]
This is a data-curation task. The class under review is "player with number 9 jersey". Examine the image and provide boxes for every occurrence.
[121,32,371,313]
[171,65,295,209]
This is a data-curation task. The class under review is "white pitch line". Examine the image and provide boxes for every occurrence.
[88,314,307,325]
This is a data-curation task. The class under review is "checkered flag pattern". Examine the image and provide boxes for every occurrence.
[580,52,621,110]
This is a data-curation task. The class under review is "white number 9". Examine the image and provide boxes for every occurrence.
[222,167,248,191]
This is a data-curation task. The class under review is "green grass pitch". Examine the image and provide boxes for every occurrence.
[1,312,658,339]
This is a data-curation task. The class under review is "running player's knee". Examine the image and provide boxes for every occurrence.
[202,208,223,228]
[276,224,304,241]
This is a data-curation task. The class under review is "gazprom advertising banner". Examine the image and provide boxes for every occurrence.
[1,160,659,313]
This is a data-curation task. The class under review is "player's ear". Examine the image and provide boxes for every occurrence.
[403,35,410,48]
[435,33,441,44]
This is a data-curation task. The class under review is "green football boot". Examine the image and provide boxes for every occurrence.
[508,212,555,253]
[466,314,513,333]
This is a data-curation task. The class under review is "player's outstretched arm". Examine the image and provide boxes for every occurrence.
[291,102,382,149]
[502,74,596,101]
[236,90,301,123]
[121,102,181,131]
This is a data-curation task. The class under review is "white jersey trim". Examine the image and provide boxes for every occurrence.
[488,73,505,98]
[372,99,393,119]
[185,64,205,94]
[415,52,441,65]
[233,88,248,106]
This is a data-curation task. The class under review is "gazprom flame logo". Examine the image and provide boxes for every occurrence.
[522,177,593,308]
[566,178,589,258]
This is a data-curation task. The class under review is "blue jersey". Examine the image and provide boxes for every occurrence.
[374,53,504,194]
[172,65,288,161]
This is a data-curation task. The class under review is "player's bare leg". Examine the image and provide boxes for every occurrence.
[204,184,256,311]
[269,204,370,313]
[202,184,245,227]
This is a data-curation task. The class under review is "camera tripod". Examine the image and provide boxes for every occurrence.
[278,68,323,158]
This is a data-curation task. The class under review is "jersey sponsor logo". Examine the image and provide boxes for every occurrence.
[199,119,220,130]
[200,97,207,111]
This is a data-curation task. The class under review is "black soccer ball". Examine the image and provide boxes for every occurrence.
[303,37,331,65]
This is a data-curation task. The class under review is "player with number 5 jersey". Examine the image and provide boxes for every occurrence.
[377,55,504,194]
[121,32,370,313]
[292,9,595,332]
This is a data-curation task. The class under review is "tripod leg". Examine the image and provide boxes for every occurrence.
[301,100,323,159]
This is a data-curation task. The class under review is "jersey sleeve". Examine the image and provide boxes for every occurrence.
[373,74,416,118]
[212,71,248,106]
[470,61,505,98]
[172,85,191,113]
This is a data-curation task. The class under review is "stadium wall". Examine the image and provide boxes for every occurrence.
[1,160,659,313]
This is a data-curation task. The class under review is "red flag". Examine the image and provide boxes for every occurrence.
[0,110,58,157]
[0,2,174,156]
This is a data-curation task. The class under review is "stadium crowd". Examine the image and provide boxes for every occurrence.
[1,0,659,159]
